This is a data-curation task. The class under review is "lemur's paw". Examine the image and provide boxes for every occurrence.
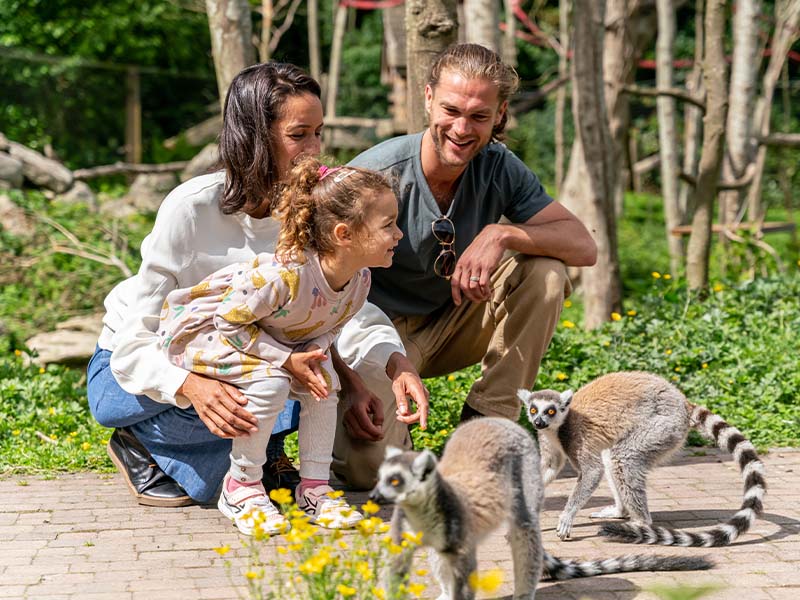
[556,516,573,540]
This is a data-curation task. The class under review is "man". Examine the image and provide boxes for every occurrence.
[332,43,597,489]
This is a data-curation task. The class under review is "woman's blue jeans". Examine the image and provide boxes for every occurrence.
[87,346,299,502]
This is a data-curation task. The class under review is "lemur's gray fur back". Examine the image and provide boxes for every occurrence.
[520,371,766,548]
[370,417,712,599]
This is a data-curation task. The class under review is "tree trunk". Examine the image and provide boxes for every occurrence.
[745,0,800,221]
[383,3,408,132]
[325,3,348,120]
[260,0,273,62]
[602,0,658,217]
[656,0,683,274]
[307,0,321,81]
[501,0,518,66]
[719,0,762,226]
[405,0,458,133]
[678,0,705,220]
[205,0,255,104]
[463,0,500,53]
[555,0,570,195]
[561,0,621,329]
[686,0,728,292]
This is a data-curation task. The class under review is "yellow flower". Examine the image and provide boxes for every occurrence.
[602,340,610,347]
[356,561,373,580]
[447,374,456,382]
[12,430,21,436]
[337,540,349,550]
[276,546,288,555]
[468,568,504,593]
[38,367,45,374]
[610,312,621,321]
[213,545,231,556]
[49,434,57,441]
[326,489,344,499]
[664,273,672,280]
[702,363,708,369]
[269,488,293,505]
[627,310,637,316]
[674,367,681,372]
[652,271,661,279]
[665,349,672,355]
[563,299,572,308]
[438,429,448,436]
[561,319,575,329]
[14,349,22,357]
[401,530,424,545]
[713,283,724,292]
[244,570,262,580]
[415,568,429,577]
[81,442,91,451]
[407,582,426,597]
[361,500,380,515]
[371,587,387,600]
[48,407,55,415]
[555,372,567,381]
[672,375,679,381]
[336,584,356,597]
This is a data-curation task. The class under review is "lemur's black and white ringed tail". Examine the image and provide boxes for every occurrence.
[542,551,713,580]
[600,404,766,547]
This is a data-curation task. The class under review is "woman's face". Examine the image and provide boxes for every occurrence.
[272,93,324,181]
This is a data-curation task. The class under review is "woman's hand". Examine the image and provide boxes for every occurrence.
[177,372,258,438]
[283,346,329,400]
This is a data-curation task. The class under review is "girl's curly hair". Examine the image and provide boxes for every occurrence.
[273,156,391,263]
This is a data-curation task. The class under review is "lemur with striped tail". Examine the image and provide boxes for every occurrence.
[519,371,766,547]
[369,417,712,600]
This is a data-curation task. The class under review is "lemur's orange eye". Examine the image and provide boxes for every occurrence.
[390,478,400,486]
[547,409,556,416]
[530,407,537,415]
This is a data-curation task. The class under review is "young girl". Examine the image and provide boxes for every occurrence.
[157,156,402,535]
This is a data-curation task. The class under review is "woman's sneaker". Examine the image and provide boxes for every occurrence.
[218,476,288,536]
[295,484,363,529]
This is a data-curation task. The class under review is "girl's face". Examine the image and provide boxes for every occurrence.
[272,93,324,181]
[358,189,403,269]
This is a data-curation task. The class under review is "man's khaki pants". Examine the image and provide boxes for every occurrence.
[332,255,572,489]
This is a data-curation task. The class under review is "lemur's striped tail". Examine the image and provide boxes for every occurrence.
[542,551,713,580]
[599,404,766,547]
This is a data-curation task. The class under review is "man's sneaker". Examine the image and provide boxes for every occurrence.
[217,476,288,536]
[261,452,301,493]
[295,484,363,529]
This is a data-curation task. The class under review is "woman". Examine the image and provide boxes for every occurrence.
[87,62,324,505]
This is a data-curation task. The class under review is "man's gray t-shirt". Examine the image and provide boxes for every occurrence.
[349,132,552,318]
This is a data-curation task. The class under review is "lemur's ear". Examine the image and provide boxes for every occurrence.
[516,389,532,406]
[384,446,403,460]
[560,389,574,409]
[411,450,437,480]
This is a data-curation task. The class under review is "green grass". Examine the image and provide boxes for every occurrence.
[1,188,798,474]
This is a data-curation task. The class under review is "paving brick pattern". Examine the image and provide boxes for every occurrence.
[1,448,798,599]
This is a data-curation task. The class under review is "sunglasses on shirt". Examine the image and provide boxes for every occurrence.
[432,216,456,279]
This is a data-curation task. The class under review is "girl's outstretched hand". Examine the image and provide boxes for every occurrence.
[283,346,329,400]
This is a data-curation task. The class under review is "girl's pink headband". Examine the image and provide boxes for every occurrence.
[318,165,356,183]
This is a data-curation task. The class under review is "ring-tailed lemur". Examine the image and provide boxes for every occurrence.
[369,417,712,600]
[519,371,766,547]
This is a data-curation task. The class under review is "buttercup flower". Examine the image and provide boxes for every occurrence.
[336,584,356,597]
[468,568,503,593]
[611,312,621,321]
[213,545,231,556]
[556,372,568,381]
[269,488,293,505]
[563,299,572,308]
[561,319,575,329]
[652,271,661,279]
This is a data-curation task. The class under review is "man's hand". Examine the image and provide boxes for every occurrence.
[340,377,385,442]
[451,224,507,306]
[386,352,429,430]
[283,346,329,400]
[178,372,258,438]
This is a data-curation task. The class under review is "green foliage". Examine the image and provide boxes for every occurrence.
[0,189,152,343]
[0,351,110,475]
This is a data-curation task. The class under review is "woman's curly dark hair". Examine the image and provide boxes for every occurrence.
[218,62,321,216]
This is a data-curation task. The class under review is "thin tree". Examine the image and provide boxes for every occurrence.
[205,0,255,103]
[405,0,458,133]
[555,0,570,194]
[686,0,728,291]
[463,0,500,53]
[561,0,622,329]
[656,0,683,274]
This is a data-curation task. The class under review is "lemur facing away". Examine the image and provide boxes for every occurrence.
[519,371,766,547]
[369,417,712,600]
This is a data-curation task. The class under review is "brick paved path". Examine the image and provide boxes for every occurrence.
[1,448,799,600]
